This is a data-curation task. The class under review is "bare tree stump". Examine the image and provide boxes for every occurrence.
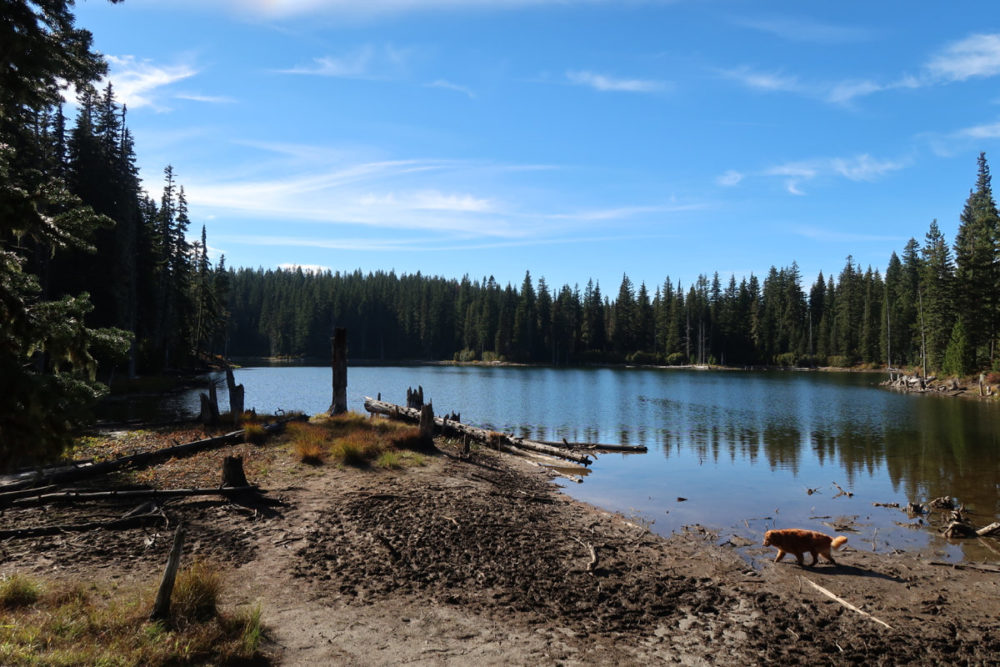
[226,367,245,423]
[222,455,249,488]
[199,383,220,426]
[329,328,348,415]
[419,402,435,441]
[150,524,185,622]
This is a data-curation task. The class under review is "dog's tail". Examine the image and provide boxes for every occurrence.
[831,536,848,550]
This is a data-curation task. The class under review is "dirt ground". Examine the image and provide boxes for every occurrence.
[2,424,999,665]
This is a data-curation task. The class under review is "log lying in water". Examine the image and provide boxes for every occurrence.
[539,439,647,454]
[363,397,592,466]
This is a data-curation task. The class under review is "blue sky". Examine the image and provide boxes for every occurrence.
[72,0,1000,293]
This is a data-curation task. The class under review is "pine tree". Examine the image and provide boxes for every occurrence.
[942,319,974,377]
[0,0,129,469]
[953,152,1000,367]
[920,220,955,371]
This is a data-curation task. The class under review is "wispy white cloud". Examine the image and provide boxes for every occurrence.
[566,70,667,93]
[174,92,237,104]
[958,120,1000,139]
[104,55,198,110]
[279,46,377,77]
[926,33,1000,82]
[722,33,1000,107]
[764,163,817,195]
[425,79,476,98]
[831,154,906,181]
[717,170,743,187]
[278,44,412,79]
[718,66,800,93]
[183,150,697,243]
[731,15,872,44]
[545,204,704,221]
[759,154,905,195]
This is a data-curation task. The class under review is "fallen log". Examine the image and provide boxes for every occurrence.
[976,521,1000,537]
[0,511,166,538]
[11,485,262,507]
[540,439,647,453]
[0,418,300,493]
[364,397,592,466]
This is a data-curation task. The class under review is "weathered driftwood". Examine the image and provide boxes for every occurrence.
[150,525,185,622]
[572,536,598,573]
[363,397,592,466]
[0,511,166,538]
[0,419,297,493]
[800,577,893,630]
[541,439,648,453]
[976,521,1000,537]
[225,367,245,422]
[329,327,348,415]
[11,485,262,507]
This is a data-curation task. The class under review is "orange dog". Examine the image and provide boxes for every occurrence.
[763,529,847,566]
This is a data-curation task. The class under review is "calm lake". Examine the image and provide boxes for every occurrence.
[128,364,1000,562]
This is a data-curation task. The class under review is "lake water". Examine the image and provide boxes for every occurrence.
[135,364,1000,562]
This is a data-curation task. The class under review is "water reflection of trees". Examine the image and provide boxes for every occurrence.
[647,395,999,518]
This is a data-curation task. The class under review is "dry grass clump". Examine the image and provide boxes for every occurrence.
[330,429,384,466]
[0,574,40,609]
[243,422,268,445]
[172,560,221,623]
[287,422,328,465]
[285,412,431,467]
[388,426,432,451]
[0,570,266,665]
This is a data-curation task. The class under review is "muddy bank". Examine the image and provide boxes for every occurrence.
[2,425,999,664]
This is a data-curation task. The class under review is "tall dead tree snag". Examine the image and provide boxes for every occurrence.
[330,327,348,415]
[225,367,245,423]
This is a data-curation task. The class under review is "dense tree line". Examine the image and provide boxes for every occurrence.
[226,154,1000,376]
[1,0,227,468]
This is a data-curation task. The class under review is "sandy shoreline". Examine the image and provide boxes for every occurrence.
[2,424,999,664]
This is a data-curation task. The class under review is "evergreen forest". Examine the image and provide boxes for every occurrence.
[3,0,1000,469]
[225,153,1000,377]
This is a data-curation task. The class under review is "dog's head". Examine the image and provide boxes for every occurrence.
[762,530,774,547]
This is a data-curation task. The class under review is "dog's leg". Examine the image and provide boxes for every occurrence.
[774,550,786,563]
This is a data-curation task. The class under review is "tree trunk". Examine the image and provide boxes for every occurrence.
[330,327,348,415]
[226,367,245,423]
